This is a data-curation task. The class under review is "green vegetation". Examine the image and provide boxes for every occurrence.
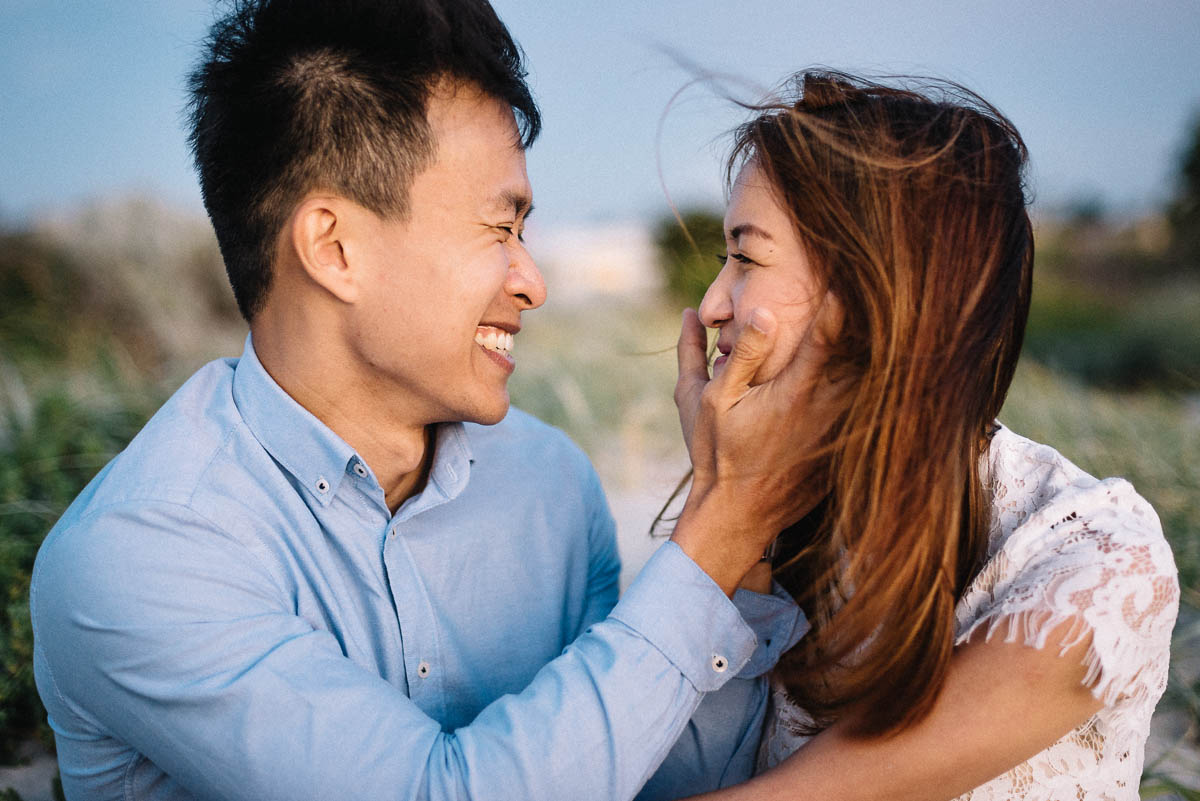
[652,209,725,308]
[0,392,154,759]
[0,200,237,770]
[1022,271,1200,391]
[1167,112,1200,273]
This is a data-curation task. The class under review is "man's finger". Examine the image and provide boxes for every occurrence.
[758,314,833,408]
[713,308,776,396]
[675,308,710,396]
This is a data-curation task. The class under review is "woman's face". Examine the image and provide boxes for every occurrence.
[700,162,835,384]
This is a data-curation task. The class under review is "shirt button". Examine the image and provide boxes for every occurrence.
[711,654,729,673]
[353,462,367,477]
[315,477,330,493]
[417,661,431,678]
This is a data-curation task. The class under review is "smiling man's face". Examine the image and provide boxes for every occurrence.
[346,80,545,426]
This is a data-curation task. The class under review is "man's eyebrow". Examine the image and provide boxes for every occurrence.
[727,223,774,242]
[488,189,534,219]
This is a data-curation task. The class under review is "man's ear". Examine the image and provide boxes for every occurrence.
[287,196,359,304]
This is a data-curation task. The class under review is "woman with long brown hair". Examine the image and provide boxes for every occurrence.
[670,72,1180,800]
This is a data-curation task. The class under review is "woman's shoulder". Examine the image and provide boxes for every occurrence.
[961,424,1179,706]
[984,424,1166,560]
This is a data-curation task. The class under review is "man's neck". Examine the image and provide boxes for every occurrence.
[252,326,435,515]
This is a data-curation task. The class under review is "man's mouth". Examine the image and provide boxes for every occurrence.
[475,326,514,358]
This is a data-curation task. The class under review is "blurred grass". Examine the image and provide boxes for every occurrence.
[1022,273,1200,392]
[508,299,686,488]
[0,390,156,760]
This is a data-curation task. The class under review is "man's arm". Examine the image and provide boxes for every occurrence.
[34,309,816,801]
[33,500,756,801]
[639,585,809,800]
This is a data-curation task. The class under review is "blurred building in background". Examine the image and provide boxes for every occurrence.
[529,222,663,305]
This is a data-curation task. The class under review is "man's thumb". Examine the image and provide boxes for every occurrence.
[719,308,777,393]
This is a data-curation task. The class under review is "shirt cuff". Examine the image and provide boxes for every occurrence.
[731,581,809,678]
[610,542,757,692]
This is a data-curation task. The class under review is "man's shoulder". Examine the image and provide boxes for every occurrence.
[48,357,259,533]
[31,357,279,614]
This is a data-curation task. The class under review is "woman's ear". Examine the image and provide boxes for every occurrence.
[287,196,359,304]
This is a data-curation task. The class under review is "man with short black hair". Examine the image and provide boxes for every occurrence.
[31,2,807,799]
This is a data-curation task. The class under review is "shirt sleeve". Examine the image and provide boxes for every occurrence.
[32,501,757,801]
[636,583,808,799]
[956,476,1180,709]
[730,583,809,679]
[581,461,622,632]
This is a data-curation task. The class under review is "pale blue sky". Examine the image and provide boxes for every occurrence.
[2,1,1198,227]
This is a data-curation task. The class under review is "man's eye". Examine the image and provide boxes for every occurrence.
[496,225,526,244]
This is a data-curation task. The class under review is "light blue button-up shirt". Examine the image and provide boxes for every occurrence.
[31,338,806,800]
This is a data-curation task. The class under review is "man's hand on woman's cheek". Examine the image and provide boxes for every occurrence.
[672,306,840,595]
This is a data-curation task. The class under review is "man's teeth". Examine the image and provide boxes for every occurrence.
[474,329,514,355]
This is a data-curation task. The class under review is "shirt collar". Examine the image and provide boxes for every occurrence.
[395,422,474,522]
[232,334,475,511]
[231,335,360,506]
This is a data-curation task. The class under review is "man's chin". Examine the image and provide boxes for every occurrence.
[466,395,511,426]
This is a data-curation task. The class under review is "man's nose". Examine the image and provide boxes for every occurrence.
[506,243,547,310]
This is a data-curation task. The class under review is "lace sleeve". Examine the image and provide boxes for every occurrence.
[957,476,1180,711]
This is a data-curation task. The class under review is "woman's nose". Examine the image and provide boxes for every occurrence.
[697,267,732,328]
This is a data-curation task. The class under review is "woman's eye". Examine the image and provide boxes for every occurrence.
[715,252,753,265]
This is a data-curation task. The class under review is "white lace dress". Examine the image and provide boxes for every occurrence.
[758,425,1180,800]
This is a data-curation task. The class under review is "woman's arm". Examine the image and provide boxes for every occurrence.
[691,618,1104,801]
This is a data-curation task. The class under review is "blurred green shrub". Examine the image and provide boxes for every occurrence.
[1023,275,1200,391]
[652,209,725,308]
[0,391,153,761]
[0,204,238,764]
[1167,112,1200,273]
[0,232,160,373]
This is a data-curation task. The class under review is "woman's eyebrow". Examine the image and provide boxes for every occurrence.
[727,223,774,242]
